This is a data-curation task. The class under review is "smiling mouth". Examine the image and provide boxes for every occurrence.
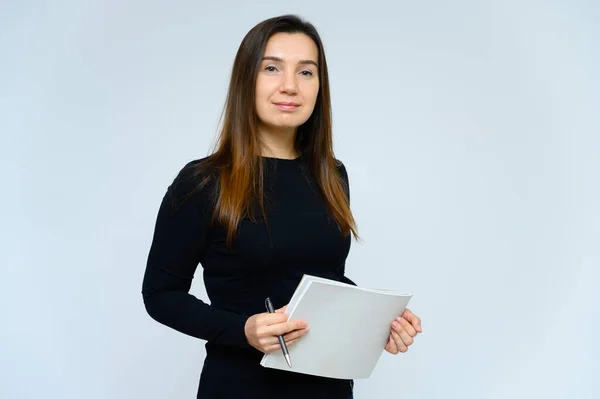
[273,102,300,110]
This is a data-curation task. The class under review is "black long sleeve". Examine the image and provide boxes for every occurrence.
[141,156,355,399]
[141,161,251,348]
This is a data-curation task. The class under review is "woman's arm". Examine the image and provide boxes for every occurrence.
[141,161,251,348]
[337,160,357,286]
[339,266,357,286]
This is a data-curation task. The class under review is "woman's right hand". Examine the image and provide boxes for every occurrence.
[244,305,309,354]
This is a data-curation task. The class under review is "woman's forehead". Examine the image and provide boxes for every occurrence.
[263,33,318,64]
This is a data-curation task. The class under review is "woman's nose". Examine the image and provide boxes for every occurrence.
[279,71,298,94]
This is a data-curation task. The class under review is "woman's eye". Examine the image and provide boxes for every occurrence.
[300,70,313,76]
[265,66,278,72]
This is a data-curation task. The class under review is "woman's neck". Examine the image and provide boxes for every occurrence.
[257,124,299,159]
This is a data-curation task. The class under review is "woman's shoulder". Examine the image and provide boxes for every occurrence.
[334,158,351,203]
[334,158,349,181]
[168,156,218,206]
[177,155,212,177]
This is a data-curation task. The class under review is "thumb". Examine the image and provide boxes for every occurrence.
[275,305,288,313]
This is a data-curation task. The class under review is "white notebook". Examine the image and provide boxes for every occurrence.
[260,275,412,379]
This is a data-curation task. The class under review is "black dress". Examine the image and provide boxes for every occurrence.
[142,155,355,399]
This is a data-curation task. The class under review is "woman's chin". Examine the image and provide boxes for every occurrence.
[262,121,305,131]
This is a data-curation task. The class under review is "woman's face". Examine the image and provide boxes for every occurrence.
[255,32,320,132]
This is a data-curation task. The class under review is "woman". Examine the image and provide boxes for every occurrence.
[142,14,422,399]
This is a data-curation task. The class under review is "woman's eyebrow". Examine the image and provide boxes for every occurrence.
[261,56,318,68]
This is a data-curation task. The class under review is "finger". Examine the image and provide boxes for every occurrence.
[262,328,309,352]
[259,335,281,348]
[268,320,308,336]
[391,320,414,347]
[395,316,417,338]
[275,305,288,313]
[261,312,289,326]
[392,319,414,347]
[384,337,392,354]
[386,334,398,354]
[384,340,392,353]
[283,327,309,342]
[392,329,408,353]
[263,326,308,342]
[401,308,422,333]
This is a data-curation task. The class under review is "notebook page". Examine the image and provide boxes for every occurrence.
[261,281,412,379]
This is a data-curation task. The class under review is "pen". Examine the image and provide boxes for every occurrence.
[264,297,292,368]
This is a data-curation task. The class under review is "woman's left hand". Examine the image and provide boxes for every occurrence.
[385,308,422,354]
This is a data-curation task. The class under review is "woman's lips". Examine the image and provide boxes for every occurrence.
[273,102,299,110]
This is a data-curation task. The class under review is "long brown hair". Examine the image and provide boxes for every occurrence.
[193,14,359,247]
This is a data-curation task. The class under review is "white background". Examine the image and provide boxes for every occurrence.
[2,1,599,398]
